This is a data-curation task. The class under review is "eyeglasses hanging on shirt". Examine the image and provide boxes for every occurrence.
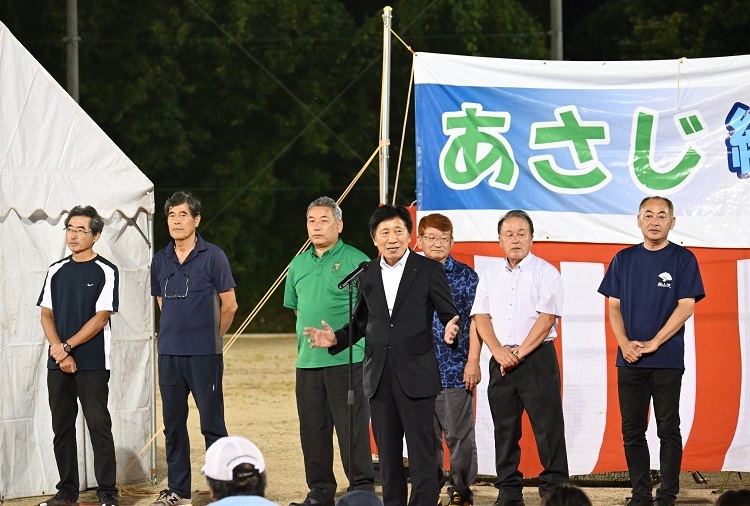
[163,264,191,299]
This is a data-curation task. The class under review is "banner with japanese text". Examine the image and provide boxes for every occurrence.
[411,54,750,475]
[414,52,750,248]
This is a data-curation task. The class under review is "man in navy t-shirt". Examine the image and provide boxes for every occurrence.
[37,205,119,506]
[150,191,238,506]
[598,196,705,506]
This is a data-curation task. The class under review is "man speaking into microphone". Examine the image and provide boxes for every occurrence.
[284,197,375,506]
[306,205,461,506]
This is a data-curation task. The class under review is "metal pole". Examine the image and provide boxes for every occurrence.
[149,212,158,484]
[379,7,392,205]
[65,0,80,102]
[550,0,563,61]
[346,282,354,489]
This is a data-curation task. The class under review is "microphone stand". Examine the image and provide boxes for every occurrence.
[339,266,365,491]
[346,280,355,491]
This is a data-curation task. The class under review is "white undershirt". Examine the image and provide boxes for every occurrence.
[380,249,410,316]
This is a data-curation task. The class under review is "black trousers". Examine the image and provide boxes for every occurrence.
[370,355,438,506]
[159,354,228,498]
[47,369,117,498]
[618,367,684,502]
[487,342,569,501]
[296,363,375,505]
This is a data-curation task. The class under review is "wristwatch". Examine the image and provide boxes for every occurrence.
[62,341,72,354]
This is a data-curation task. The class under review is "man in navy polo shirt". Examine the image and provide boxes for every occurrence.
[37,205,119,506]
[150,191,238,506]
[599,196,705,506]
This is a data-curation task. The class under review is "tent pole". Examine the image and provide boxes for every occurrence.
[65,0,79,102]
[149,212,157,484]
[550,0,563,60]
[379,6,392,205]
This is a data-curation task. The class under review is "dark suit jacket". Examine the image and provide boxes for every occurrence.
[331,250,460,399]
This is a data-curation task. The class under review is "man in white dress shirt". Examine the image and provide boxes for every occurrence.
[471,210,568,506]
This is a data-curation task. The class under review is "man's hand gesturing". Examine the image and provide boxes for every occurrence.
[304,321,338,349]
[444,315,459,344]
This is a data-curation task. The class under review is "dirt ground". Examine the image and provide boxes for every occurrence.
[6,335,747,506]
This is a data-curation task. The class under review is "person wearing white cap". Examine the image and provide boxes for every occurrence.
[202,436,277,505]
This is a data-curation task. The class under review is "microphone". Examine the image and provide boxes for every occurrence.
[338,261,369,290]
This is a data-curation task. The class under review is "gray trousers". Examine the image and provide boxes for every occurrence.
[434,387,478,502]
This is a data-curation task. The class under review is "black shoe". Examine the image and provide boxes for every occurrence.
[653,498,674,506]
[448,490,471,506]
[493,498,525,506]
[625,497,653,506]
[38,492,78,506]
[99,494,119,506]
[290,499,330,506]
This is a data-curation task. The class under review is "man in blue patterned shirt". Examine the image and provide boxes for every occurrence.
[417,214,480,506]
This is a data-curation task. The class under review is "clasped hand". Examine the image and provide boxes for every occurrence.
[50,342,69,363]
[59,355,76,374]
[492,346,521,376]
[621,339,658,363]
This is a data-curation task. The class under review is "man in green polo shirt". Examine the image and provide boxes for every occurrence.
[284,196,375,506]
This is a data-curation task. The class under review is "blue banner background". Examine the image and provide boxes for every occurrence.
[415,83,733,216]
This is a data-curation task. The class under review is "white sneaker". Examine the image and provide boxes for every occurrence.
[152,490,192,506]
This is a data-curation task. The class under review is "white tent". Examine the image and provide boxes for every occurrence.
[0,22,155,499]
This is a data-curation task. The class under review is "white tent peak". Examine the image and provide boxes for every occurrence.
[0,21,154,219]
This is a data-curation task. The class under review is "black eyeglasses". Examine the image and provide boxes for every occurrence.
[163,265,191,300]
[63,226,93,237]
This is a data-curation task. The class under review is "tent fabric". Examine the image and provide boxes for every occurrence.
[0,22,155,499]
[0,23,153,219]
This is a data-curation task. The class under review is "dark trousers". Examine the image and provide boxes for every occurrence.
[159,354,228,498]
[618,367,684,502]
[47,369,117,498]
[434,387,477,502]
[487,342,569,501]
[296,363,375,505]
[370,355,438,506]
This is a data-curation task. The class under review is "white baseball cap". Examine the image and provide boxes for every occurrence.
[202,436,266,481]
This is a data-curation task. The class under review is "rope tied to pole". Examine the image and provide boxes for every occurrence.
[386,23,416,56]
[392,61,414,206]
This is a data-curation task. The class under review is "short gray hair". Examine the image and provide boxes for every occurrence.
[638,196,674,217]
[306,196,342,221]
[497,209,534,236]
[164,190,201,218]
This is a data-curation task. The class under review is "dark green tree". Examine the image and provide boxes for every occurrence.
[1,0,551,331]
[568,0,750,60]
